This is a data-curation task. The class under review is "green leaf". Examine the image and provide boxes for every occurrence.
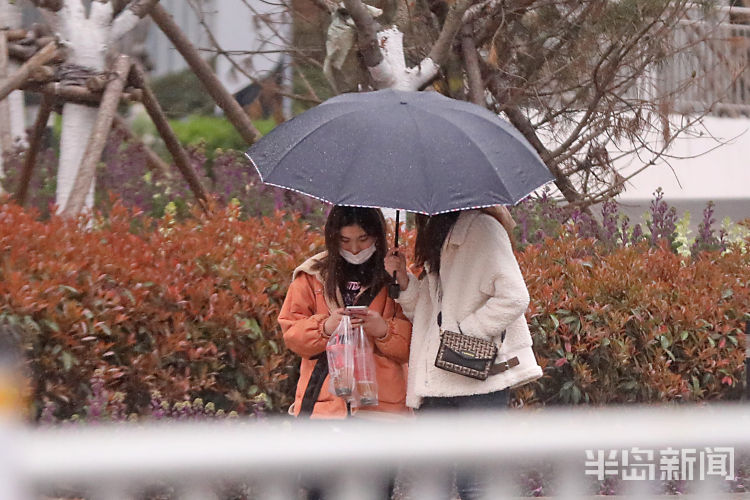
[238,317,263,339]
[97,323,112,336]
[619,380,638,390]
[269,340,279,354]
[721,289,733,299]
[550,314,560,330]
[43,319,60,333]
[123,290,136,305]
[61,351,75,371]
[572,385,582,404]
[58,285,80,296]
[660,335,671,349]
[235,372,246,390]
[563,315,578,324]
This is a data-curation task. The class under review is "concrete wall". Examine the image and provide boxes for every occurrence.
[145,0,289,92]
[614,116,750,225]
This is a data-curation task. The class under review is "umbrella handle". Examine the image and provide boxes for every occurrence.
[389,272,400,299]
[389,210,400,299]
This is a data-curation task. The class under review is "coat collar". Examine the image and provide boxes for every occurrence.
[445,210,480,247]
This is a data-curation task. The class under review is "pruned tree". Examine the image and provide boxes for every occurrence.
[203,0,744,209]
[28,0,161,214]
[0,0,263,216]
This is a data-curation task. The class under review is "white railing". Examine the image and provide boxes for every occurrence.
[666,13,750,117]
[618,5,750,117]
[4,404,750,499]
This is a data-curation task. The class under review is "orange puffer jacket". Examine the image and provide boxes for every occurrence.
[278,252,412,419]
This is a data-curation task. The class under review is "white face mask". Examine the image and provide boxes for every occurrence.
[339,244,376,265]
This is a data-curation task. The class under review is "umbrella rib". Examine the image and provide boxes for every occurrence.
[415,107,515,204]
[402,103,436,213]
[420,105,544,163]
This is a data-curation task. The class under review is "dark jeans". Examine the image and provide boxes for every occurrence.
[419,390,509,500]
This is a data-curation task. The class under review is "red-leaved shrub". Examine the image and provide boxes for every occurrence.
[0,200,747,419]
[517,236,749,405]
[0,200,323,418]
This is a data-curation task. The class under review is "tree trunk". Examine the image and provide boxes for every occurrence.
[0,32,12,192]
[0,1,28,161]
[54,1,113,214]
[61,55,132,216]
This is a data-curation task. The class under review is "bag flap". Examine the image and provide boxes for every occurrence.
[441,346,492,371]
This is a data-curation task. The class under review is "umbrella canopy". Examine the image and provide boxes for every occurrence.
[245,89,553,214]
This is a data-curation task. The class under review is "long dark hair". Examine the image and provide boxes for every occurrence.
[313,206,389,302]
[414,208,516,275]
[414,211,461,275]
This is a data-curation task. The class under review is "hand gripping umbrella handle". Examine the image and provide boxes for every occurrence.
[388,211,400,299]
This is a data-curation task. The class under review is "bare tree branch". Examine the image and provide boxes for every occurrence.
[149,3,260,144]
[27,0,63,12]
[460,23,484,105]
[17,94,54,207]
[129,0,161,18]
[342,0,383,68]
[0,41,59,102]
[129,62,209,212]
[110,0,160,43]
[20,80,142,104]
[503,103,583,204]
[112,114,171,177]
[426,0,472,67]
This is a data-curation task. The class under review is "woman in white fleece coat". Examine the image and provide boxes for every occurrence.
[385,208,542,500]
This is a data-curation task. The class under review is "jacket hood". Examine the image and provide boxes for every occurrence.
[292,251,328,283]
[292,251,346,311]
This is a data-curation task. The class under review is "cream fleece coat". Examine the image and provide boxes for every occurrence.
[397,210,542,408]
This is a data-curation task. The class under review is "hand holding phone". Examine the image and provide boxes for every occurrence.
[346,306,387,339]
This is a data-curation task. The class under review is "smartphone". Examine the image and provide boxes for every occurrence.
[345,305,368,313]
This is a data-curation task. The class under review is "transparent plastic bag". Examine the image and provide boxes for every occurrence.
[353,324,379,407]
[326,315,355,398]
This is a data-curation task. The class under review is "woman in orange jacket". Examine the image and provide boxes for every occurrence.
[278,206,412,419]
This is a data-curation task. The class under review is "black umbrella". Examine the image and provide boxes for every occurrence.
[245,89,553,215]
[246,89,554,297]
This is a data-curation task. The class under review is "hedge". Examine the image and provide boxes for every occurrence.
[518,236,749,406]
[0,200,747,421]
